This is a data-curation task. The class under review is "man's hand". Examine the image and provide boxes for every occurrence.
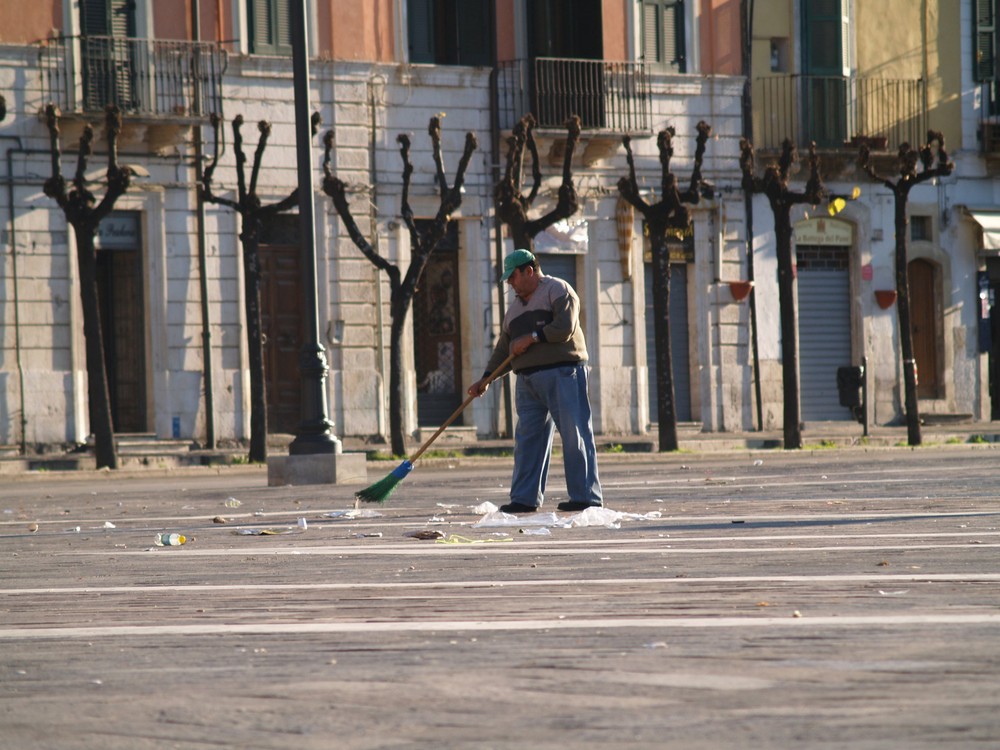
[467,378,490,398]
[510,333,536,357]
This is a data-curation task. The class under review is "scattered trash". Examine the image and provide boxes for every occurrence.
[473,511,560,528]
[224,497,242,508]
[427,516,447,524]
[752,459,764,467]
[297,517,308,530]
[353,532,383,538]
[472,501,498,514]
[404,529,446,540]
[643,641,668,649]
[731,520,746,524]
[436,534,514,544]
[234,528,294,536]
[436,503,459,509]
[212,516,227,524]
[558,507,661,529]
[518,527,551,536]
[27,523,38,533]
[326,509,383,520]
[878,589,909,596]
[154,533,186,546]
[103,521,116,529]
[792,610,802,618]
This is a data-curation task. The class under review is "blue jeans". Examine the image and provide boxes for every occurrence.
[509,363,603,508]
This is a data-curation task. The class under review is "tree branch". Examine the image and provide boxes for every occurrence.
[249,120,270,198]
[397,133,417,242]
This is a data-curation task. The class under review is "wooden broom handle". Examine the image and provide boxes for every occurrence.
[409,350,516,463]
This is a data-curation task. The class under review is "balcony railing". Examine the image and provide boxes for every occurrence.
[494,58,651,134]
[38,35,227,120]
[753,75,926,151]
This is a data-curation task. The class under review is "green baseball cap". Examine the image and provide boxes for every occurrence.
[500,248,535,281]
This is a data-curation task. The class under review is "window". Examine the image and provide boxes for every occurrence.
[801,0,850,147]
[975,0,1000,116]
[408,0,492,66]
[976,0,997,83]
[911,216,932,242]
[79,0,138,112]
[641,0,685,72]
[249,0,291,56]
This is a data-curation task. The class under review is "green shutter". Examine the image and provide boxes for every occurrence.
[80,0,110,36]
[408,0,435,63]
[455,0,491,66]
[249,0,292,56]
[975,0,997,82]
[642,0,685,73]
[802,0,848,76]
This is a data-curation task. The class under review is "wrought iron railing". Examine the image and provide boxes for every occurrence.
[494,58,651,133]
[38,35,226,119]
[753,74,926,151]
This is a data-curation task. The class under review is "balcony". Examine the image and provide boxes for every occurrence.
[494,57,651,135]
[38,35,227,123]
[753,75,926,153]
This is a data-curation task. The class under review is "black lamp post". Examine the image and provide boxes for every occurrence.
[288,0,338,455]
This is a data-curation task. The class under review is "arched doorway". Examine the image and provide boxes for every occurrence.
[908,258,941,399]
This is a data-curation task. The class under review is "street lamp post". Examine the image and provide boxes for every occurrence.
[288,0,338,456]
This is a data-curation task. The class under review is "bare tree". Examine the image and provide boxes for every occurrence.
[200,114,302,463]
[739,139,828,450]
[618,122,713,451]
[42,104,132,469]
[859,131,954,446]
[494,114,581,251]
[323,117,477,457]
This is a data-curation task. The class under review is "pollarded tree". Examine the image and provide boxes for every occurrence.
[42,104,132,469]
[494,114,581,251]
[323,117,477,457]
[740,139,845,449]
[859,131,954,446]
[618,122,714,452]
[200,114,303,463]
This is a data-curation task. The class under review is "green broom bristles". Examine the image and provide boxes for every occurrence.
[354,460,414,503]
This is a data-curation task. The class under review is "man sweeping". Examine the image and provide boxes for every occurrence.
[467,249,604,514]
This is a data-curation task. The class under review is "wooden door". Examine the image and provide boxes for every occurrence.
[908,258,940,399]
[96,247,147,433]
[259,219,304,435]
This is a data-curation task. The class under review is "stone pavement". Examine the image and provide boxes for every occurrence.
[1,445,999,748]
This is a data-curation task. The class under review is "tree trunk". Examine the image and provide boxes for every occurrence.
[242,231,268,462]
[75,228,118,470]
[650,233,679,451]
[388,295,408,458]
[774,204,803,449]
[894,196,922,445]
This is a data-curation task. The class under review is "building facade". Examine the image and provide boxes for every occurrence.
[0,1,995,454]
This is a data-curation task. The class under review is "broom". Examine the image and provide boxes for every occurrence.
[355,351,516,503]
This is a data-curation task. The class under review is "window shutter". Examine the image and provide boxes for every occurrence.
[642,0,685,72]
[80,0,110,36]
[408,0,435,63]
[454,0,491,66]
[803,0,847,76]
[274,0,291,51]
[249,0,291,55]
[642,3,662,63]
[976,0,997,82]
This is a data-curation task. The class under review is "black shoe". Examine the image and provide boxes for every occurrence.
[499,502,539,514]
[557,500,602,512]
